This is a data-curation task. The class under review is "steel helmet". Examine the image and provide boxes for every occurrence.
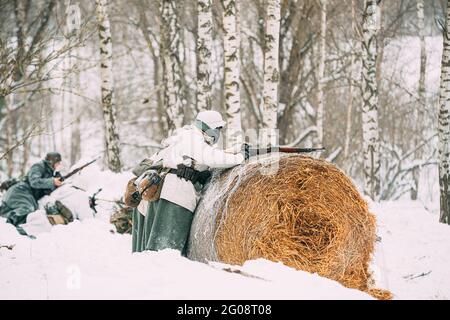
[194,111,226,144]
[45,152,62,166]
[195,110,226,129]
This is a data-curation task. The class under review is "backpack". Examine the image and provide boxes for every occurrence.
[0,178,19,192]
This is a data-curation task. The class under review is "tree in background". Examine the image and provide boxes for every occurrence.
[261,0,281,146]
[361,0,381,201]
[344,0,359,162]
[438,0,450,224]
[222,0,242,147]
[95,0,122,172]
[0,0,92,172]
[316,0,327,148]
[411,0,427,200]
[161,0,184,132]
[66,1,82,166]
[197,0,213,111]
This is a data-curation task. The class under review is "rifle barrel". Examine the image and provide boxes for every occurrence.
[278,147,325,153]
[63,158,99,180]
[247,146,325,155]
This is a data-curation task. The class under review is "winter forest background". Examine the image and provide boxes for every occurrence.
[0,0,445,213]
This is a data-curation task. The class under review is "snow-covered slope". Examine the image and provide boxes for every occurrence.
[371,201,450,299]
[0,218,371,300]
[0,167,449,299]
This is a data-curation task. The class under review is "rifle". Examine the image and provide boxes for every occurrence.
[71,185,124,214]
[244,144,325,157]
[56,157,100,182]
[89,188,103,214]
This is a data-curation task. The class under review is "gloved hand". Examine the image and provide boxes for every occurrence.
[196,170,212,185]
[53,171,64,186]
[225,143,243,154]
[53,177,63,187]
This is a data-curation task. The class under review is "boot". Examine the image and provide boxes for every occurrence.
[47,214,67,225]
[55,200,74,223]
[44,201,74,225]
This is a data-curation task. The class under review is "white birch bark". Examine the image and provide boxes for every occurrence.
[197,0,213,111]
[344,54,355,159]
[361,0,381,201]
[95,0,122,172]
[417,0,426,107]
[316,0,327,147]
[260,0,281,148]
[438,0,450,224]
[344,0,357,160]
[411,0,427,200]
[66,3,81,166]
[222,0,242,147]
[261,0,280,130]
[69,51,81,166]
[161,0,184,132]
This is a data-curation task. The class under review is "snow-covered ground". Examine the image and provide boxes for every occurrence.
[371,201,450,300]
[0,167,449,300]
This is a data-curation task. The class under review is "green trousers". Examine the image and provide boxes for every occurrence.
[0,182,38,226]
[132,198,194,255]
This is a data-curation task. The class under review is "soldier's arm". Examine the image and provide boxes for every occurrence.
[27,164,55,189]
[189,136,244,169]
[131,158,153,177]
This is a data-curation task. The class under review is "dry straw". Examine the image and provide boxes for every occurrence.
[189,154,392,300]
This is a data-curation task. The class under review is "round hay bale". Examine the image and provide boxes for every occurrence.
[188,154,391,299]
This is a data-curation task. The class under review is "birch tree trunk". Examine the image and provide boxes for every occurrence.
[70,51,81,166]
[161,0,184,132]
[375,1,385,91]
[411,0,427,200]
[361,0,381,201]
[95,0,122,172]
[67,2,82,166]
[197,0,213,111]
[344,0,357,161]
[135,5,166,136]
[316,0,327,147]
[417,0,427,111]
[260,0,281,147]
[5,96,14,177]
[60,52,67,153]
[438,0,450,224]
[20,111,29,176]
[222,0,242,148]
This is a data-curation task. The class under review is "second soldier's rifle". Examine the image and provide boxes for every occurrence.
[54,157,100,182]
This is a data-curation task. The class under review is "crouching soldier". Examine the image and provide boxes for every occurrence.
[0,152,73,235]
[127,111,247,255]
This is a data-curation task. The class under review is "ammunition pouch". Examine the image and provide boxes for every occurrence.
[124,177,142,208]
[0,178,19,192]
[124,169,167,208]
[124,161,212,208]
[140,170,164,202]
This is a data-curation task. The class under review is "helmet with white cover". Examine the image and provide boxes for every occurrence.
[194,110,226,145]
